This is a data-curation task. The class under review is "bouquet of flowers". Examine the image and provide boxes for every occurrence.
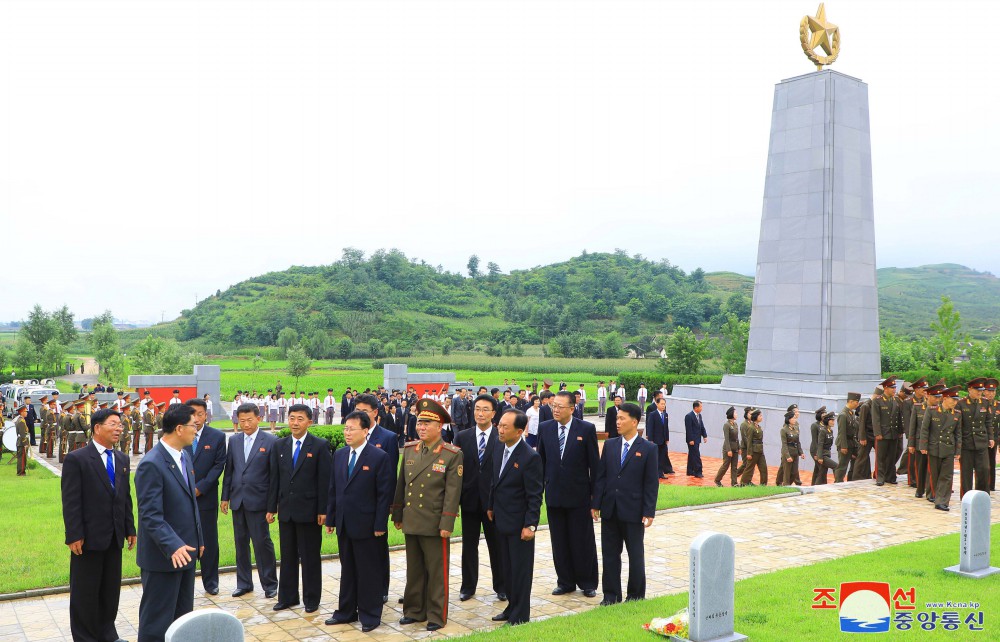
[643,608,690,640]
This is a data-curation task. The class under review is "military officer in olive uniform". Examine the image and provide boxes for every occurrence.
[714,407,740,487]
[834,393,861,483]
[774,404,798,486]
[14,404,30,475]
[142,402,158,453]
[779,411,804,486]
[739,410,766,486]
[58,401,75,463]
[919,385,962,511]
[809,406,827,485]
[957,378,994,497]
[72,400,89,441]
[734,406,755,478]
[852,389,879,481]
[130,399,143,455]
[909,380,937,499]
[391,398,463,632]
[37,395,50,454]
[901,378,928,488]
[872,377,902,486]
[812,412,838,483]
[984,378,999,491]
[43,398,59,458]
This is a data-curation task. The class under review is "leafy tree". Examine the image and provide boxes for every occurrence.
[89,311,120,377]
[13,337,34,371]
[277,327,299,356]
[383,342,397,358]
[602,332,623,358]
[286,345,312,391]
[441,338,454,355]
[717,314,749,374]
[52,305,78,345]
[21,305,56,369]
[724,293,752,321]
[367,338,383,359]
[42,339,67,375]
[130,335,204,377]
[307,330,330,359]
[660,327,710,374]
[487,262,501,280]
[880,329,918,372]
[467,255,481,278]
[251,354,265,388]
[923,296,967,371]
[337,337,354,360]
[0,345,8,375]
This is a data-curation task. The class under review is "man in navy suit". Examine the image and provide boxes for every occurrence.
[536,390,600,597]
[221,403,279,598]
[61,408,136,642]
[645,396,674,477]
[684,401,709,478]
[325,410,395,632]
[267,404,332,613]
[353,393,400,602]
[593,402,658,605]
[487,410,543,625]
[184,398,227,595]
[455,394,505,601]
[135,404,204,642]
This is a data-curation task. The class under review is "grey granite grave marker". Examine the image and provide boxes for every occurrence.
[945,490,999,578]
[687,532,747,642]
[165,608,244,642]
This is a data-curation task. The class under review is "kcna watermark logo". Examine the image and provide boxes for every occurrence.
[812,582,985,634]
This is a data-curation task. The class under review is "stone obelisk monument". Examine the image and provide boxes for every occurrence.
[666,4,881,464]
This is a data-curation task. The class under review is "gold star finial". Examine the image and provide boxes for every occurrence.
[800,3,841,70]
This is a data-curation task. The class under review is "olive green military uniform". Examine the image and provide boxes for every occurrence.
[714,420,740,486]
[143,410,156,453]
[72,407,88,443]
[37,403,49,453]
[809,420,824,484]
[131,405,143,455]
[59,410,73,463]
[118,413,131,452]
[734,418,752,476]
[391,438,463,628]
[812,422,836,485]
[871,391,902,485]
[834,408,858,483]
[15,415,29,475]
[896,393,914,477]
[957,396,993,496]
[919,405,962,509]
[986,396,999,492]
[779,423,803,486]
[908,399,934,497]
[739,422,766,486]
[852,398,875,480]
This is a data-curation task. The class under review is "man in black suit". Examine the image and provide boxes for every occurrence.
[61,408,136,642]
[398,398,417,443]
[646,396,674,477]
[135,404,204,642]
[24,395,38,445]
[537,390,554,423]
[487,410,543,625]
[536,390,600,598]
[455,394,505,601]
[353,393,400,602]
[221,403,279,598]
[451,388,469,432]
[184,398,227,596]
[593,402,658,605]
[604,395,621,438]
[325,410,395,632]
[684,401,709,478]
[267,404,332,613]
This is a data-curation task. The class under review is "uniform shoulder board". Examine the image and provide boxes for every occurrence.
[441,443,461,454]
[405,440,421,448]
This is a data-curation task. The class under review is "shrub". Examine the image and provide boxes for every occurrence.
[275,424,346,451]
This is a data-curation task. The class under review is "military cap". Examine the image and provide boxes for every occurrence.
[874,386,884,395]
[985,378,999,391]
[925,384,945,397]
[879,376,897,388]
[62,400,75,410]
[144,390,151,395]
[784,410,796,422]
[156,401,166,408]
[117,391,124,396]
[131,398,141,406]
[966,377,986,390]
[47,398,57,405]
[743,406,756,414]
[74,400,86,407]
[97,402,109,409]
[822,411,837,423]
[786,404,798,412]
[327,388,333,392]
[941,386,961,398]
[847,392,862,401]
[814,406,827,420]
[902,386,914,396]
[543,379,553,387]
[725,406,735,419]
[16,403,28,413]
[78,393,87,399]
[39,395,49,402]
[934,378,947,386]
[172,389,180,394]
[122,393,131,400]
[910,377,928,389]
[415,398,451,424]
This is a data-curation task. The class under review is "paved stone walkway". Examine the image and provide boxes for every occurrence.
[0,473,995,641]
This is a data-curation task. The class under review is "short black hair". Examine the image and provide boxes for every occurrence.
[692,400,702,409]
[501,409,528,430]
[236,403,260,417]
[162,404,195,433]
[354,393,380,411]
[91,408,122,429]
[620,402,642,421]
[555,391,575,407]
[344,410,371,429]
[474,394,498,411]
[185,398,207,410]
[539,390,555,400]
[288,403,312,420]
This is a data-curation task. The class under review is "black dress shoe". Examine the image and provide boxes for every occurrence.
[935,504,950,511]
[273,601,298,611]
[915,492,924,498]
[304,605,318,614]
[492,613,509,622]
[265,589,277,599]
[876,482,884,486]
[583,589,597,598]
[497,592,507,601]
[398,597,405,604]
[232,588,252,597]
[551,586,574,596]
[927,496,936,503]
[205,588,219,596]
[459,592,474,601]
[599,599,619,606]
[382,595,389,604]
[427,622,443,631]
[399,617,425,625]
[325,614,358,625]
[362,623,380,633]
[694,474,704,479]
[887,480,898,485]
[714,481,722,487]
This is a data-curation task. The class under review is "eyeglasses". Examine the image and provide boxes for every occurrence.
[342,426,368,433]
[550,404,571,410]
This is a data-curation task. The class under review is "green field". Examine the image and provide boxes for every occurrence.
[0,461,791,594]
[458,523,1000,641]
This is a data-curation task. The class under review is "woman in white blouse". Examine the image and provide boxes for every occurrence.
[525,396,541,448]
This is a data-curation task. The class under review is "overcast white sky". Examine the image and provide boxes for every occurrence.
[2,0,997,323]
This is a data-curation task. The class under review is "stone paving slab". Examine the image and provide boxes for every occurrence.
[0,474,995,641]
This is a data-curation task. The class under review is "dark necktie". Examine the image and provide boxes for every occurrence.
[559,425,567,457]
[180,452,188,485]
[478,432,486,465]
[293,439,301,467]
[348,449,357,477]
[105,450,115,488]
[620,439,629,467]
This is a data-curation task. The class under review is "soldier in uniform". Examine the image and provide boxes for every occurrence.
[14,404,30,475]
[714,407,740,487]
[901,378,928,487]
[919,385,962,511]
[391,398,463,632]
[142,402,158,453]
[59,400,75,463]
[119,403,132,453]
[72,400,89,444]
[774,404,798,486]
[812,412,838,484]
[809,406,826,485]
[734,406,755,479]
[779,410,804,486]
[37,395,50,454]
[739,410,766,486]
[957,378,994,497]
[130,399,142,455]
[984,378,999,492]
[852,388,879,480]
[871,377,901,486]
[909,380,937,499]
[895,385,913,479]
[834,394,860,482]
[43,398,59,458]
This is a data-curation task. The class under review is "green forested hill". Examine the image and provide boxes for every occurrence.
[147,252,1000,355]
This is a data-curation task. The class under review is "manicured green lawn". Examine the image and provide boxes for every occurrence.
[457,524,1000,641]
[0,463,791,593]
